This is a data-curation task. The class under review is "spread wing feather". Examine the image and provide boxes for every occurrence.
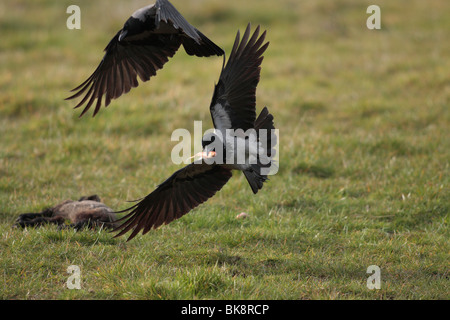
[66,33,181,117]
[113,163,232,241]
[67,0,223,117]
[156,0,200,42]
[210,24,269,131]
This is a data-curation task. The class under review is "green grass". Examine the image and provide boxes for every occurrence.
[0,0,449,299]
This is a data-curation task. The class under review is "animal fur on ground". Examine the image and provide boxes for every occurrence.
[13,195,117,230]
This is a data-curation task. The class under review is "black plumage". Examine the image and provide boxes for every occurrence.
[66,0,224,117]
[210,24,269,132]
[113,164,233,240]
[113,24,275,241]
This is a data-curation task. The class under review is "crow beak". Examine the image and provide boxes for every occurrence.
[118,30,128,42]
[188,151,216,161]
[201,151,216,158]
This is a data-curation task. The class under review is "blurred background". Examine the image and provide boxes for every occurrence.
[1,0,448,205]
[0,0,448,299]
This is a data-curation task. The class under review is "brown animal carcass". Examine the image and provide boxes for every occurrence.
[13,195,117,230]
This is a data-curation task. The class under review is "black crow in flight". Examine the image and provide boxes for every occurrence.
[66,0,224,117]
[113,24,276,241]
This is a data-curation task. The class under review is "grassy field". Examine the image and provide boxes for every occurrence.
[0,0,448,299]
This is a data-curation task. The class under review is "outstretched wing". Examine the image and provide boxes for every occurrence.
[156,0,200,42]
[113,163,232,241]
[210,24,269,132]
[66,32,181,117]
[156,0,224,57]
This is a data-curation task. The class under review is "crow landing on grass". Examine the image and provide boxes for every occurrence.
[66,0,224,117]
[13,195,117,230]
[113,24,276,241]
